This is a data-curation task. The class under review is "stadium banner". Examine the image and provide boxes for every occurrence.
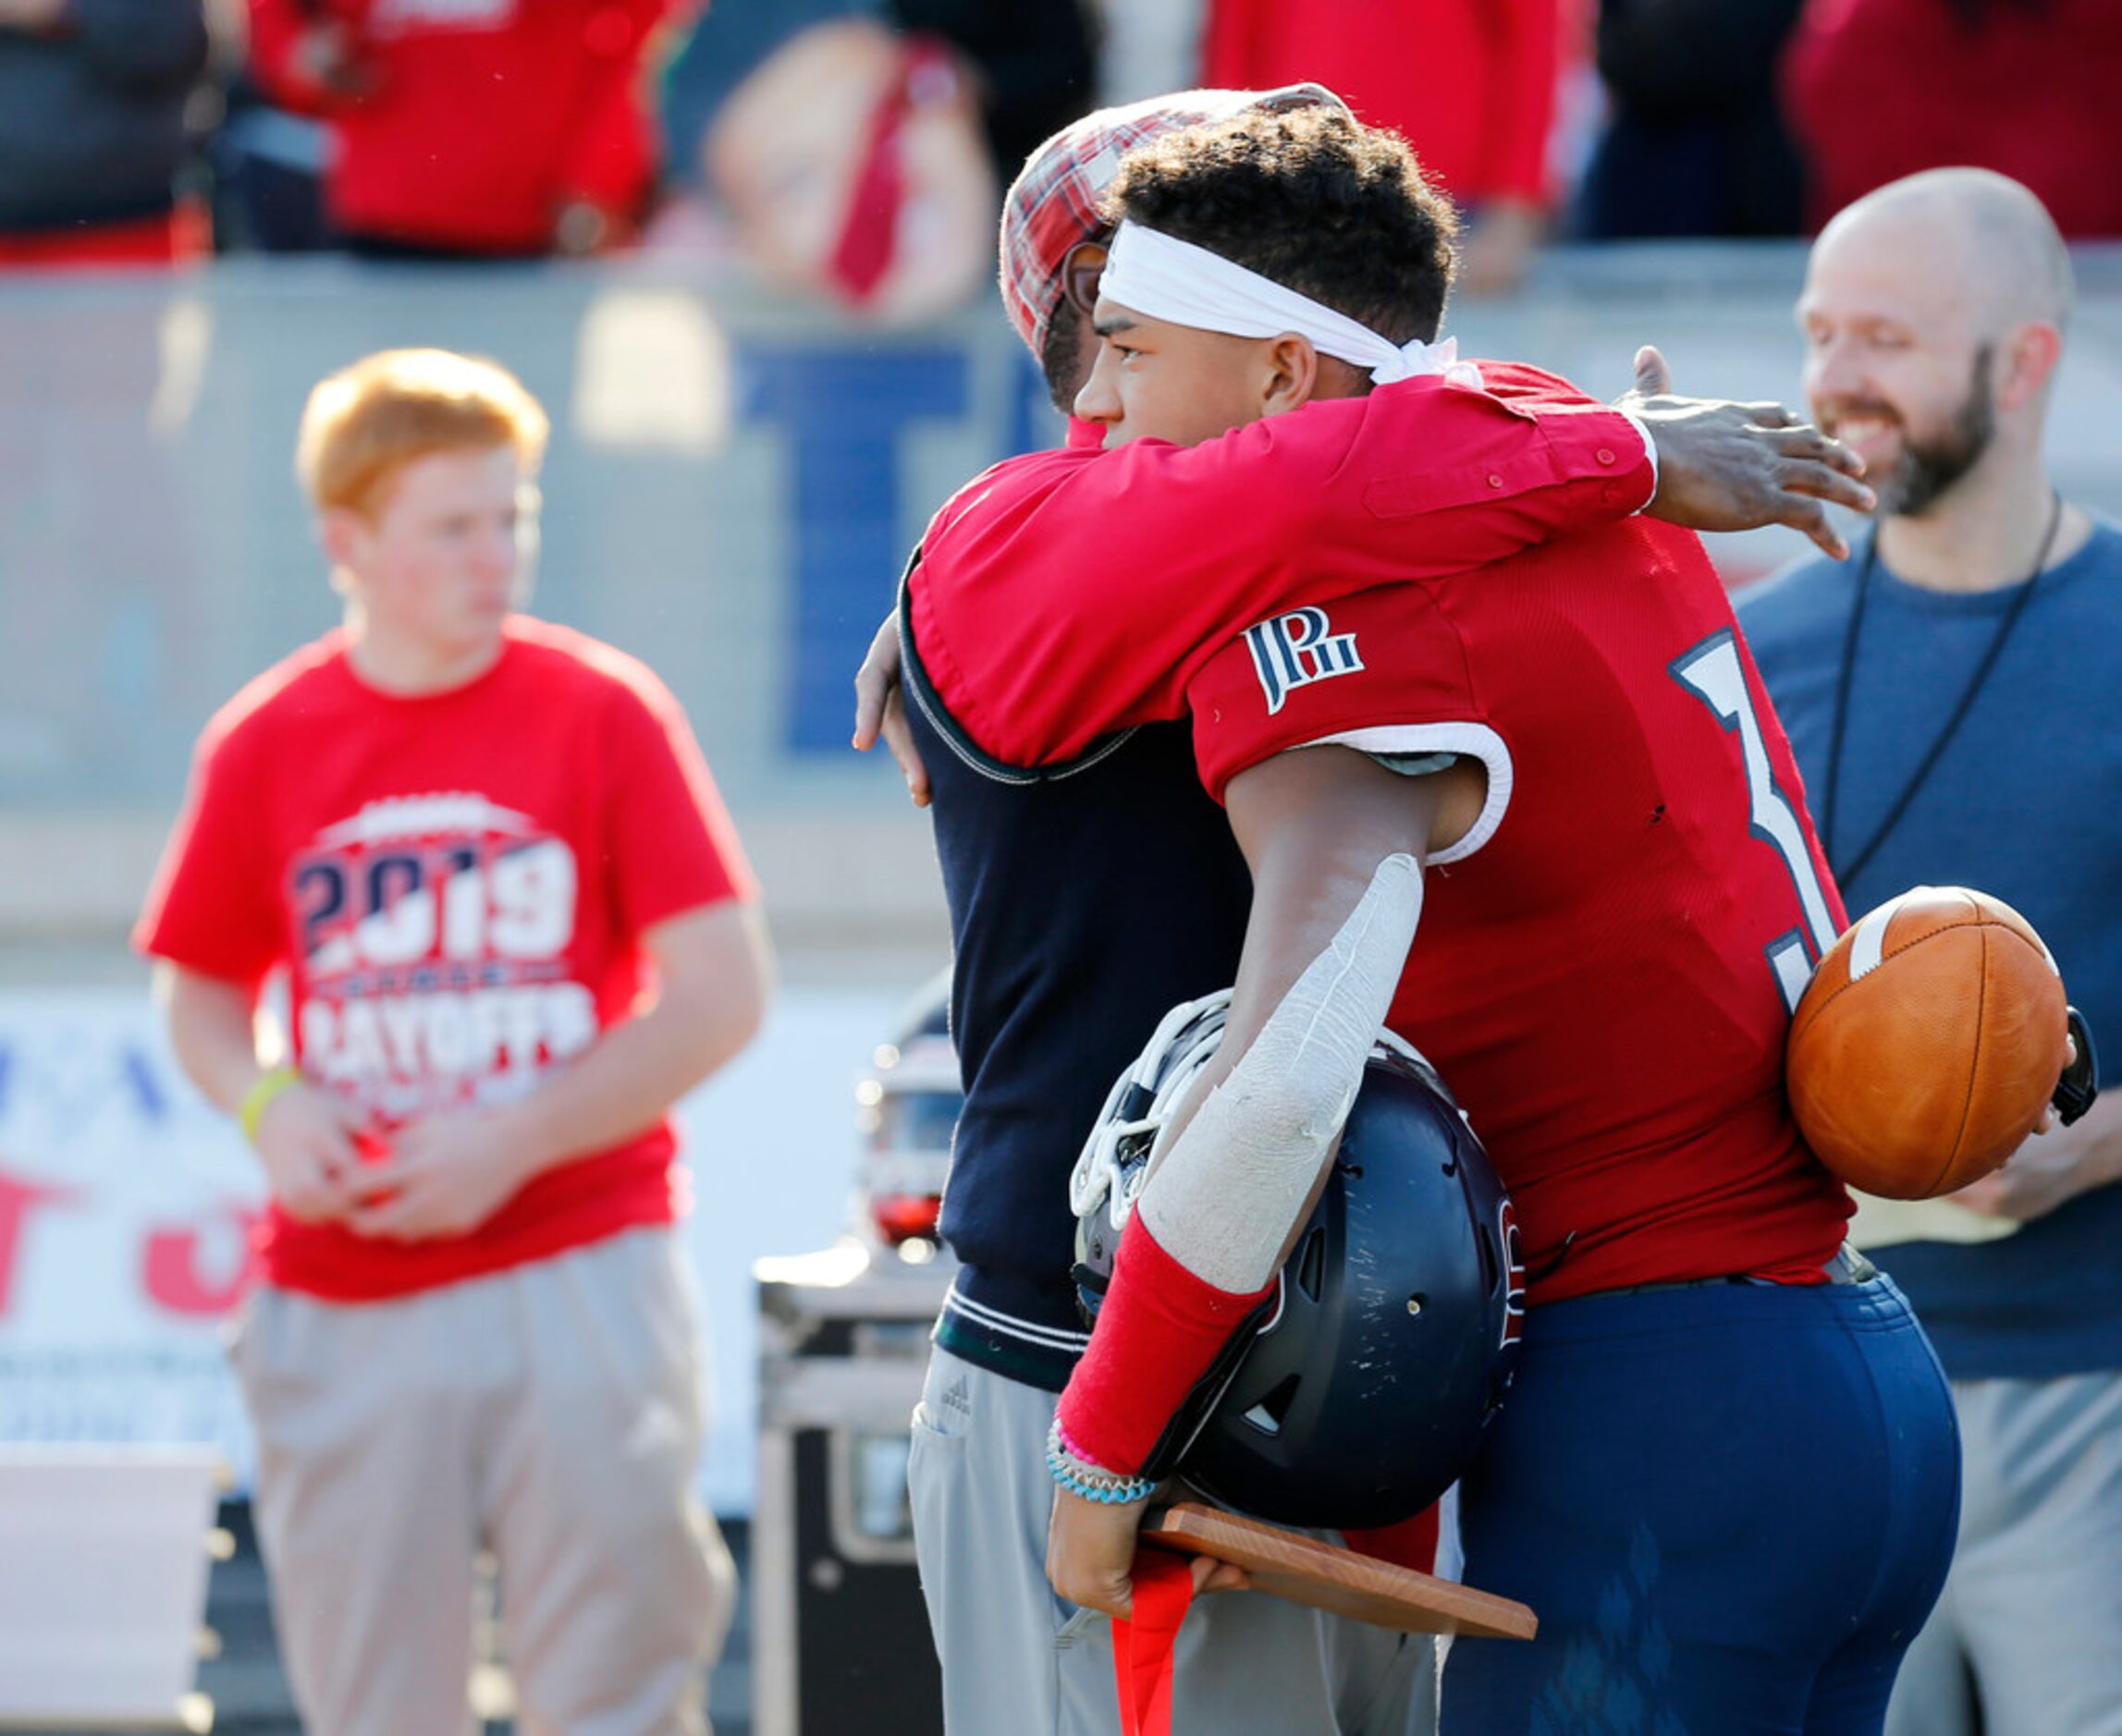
[0,984,905,1513]
[0,992,255,1478]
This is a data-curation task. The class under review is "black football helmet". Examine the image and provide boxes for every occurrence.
[1071,990,1523,1530]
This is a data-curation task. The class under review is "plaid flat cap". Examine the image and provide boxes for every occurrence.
[998,82,1350,361]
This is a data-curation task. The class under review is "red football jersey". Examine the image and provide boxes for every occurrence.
[912,364,1653,766]
[1184,520,1852,1302]
[135,617,754,1302]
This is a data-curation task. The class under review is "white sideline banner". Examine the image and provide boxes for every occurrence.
[0,993,256,1479]
[0,984,908,1515]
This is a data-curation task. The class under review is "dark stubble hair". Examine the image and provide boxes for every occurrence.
[1886,344,1995,517]
[1041,304,1090,413]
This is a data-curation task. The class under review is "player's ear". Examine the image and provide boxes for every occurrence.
[1259,334,1321,418]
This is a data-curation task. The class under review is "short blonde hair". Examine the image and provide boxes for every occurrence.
[296,348,550,516]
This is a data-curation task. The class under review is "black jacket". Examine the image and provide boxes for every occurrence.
[0,0,209,231]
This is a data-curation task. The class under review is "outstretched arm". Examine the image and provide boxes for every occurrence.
[878,352,1867,774]
[911,373,1656,765]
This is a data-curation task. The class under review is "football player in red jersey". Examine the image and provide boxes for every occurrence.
[927,109,1961,1731]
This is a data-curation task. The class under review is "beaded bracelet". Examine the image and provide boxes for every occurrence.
[1046,1416,1157,1505]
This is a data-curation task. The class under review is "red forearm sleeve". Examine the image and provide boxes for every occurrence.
[1056,1214,1275,1477]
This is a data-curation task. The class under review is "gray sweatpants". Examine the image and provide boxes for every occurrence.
[1885,1370,2122,1736]
[907,1346,1432,1736]
[232,1228,735,1736]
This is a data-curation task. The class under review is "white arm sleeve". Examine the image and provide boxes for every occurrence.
[1135,852,1423,1293]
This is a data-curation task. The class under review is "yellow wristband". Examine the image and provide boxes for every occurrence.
[239,1065,301,1146]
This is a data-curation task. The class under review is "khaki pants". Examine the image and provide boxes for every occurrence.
[1886,1370,2122,1736]
[233,1228,735,1736]
[907,1346,1432,1736]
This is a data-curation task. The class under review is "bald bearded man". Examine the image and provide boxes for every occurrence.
[1742,170,2122,1736]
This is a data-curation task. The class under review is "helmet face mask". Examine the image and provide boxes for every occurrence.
[1070,992,1232,1314]
[1070,994,1524,1530]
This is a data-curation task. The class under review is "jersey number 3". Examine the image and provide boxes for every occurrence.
[1672,630,1839,1012]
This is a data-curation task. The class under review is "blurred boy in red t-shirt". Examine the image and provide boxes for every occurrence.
[137,348,771,1730]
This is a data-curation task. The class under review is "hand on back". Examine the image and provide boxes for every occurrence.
[1623,344,1875,560]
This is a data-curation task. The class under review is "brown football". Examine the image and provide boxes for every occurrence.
[1787,886,2071,1199]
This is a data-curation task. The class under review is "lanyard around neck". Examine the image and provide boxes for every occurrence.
[1820,494,2064,893]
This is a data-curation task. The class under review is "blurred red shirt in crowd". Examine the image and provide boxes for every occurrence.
[1200,0,1563,292]
[248,0,671,256]
[1785,0,2122,238]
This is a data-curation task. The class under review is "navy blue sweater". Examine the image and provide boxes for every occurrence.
[902,593,1252,1390]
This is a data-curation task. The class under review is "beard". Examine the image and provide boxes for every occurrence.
[1874,345,1997,517]
[1041,304,1092,414]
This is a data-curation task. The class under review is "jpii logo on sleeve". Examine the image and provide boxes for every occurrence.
[1245,606,1364,716]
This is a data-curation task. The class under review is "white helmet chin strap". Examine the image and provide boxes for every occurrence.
[1098,219,1483,390]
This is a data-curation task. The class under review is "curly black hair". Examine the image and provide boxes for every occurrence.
[1102,108,1460,349]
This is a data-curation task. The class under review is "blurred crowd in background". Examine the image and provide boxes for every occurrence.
[3,0,2121,316]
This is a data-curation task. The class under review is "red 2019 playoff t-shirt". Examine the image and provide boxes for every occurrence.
[136,617,755,1302]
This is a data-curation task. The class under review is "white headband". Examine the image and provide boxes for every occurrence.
[1098,219,1481,389]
